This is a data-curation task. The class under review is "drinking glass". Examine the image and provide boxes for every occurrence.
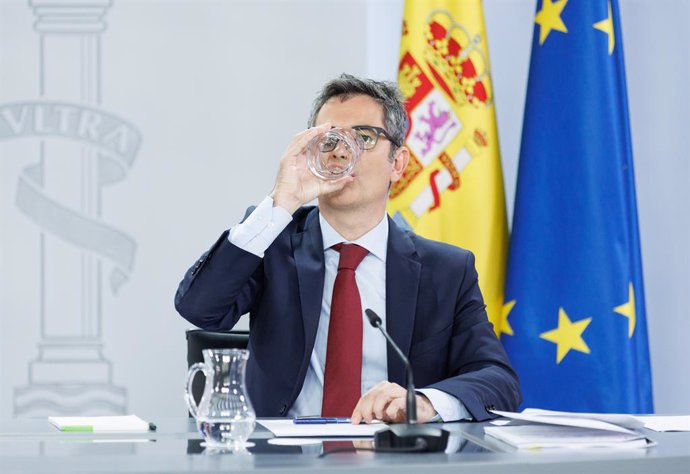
[306,128,364,180]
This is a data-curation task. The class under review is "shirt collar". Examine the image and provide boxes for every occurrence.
[319,212,388,263]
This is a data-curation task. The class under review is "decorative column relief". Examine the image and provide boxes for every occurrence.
[3,0,143,416]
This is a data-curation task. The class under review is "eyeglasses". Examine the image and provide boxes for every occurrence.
[317,126,402,154]
[351,125,401,150]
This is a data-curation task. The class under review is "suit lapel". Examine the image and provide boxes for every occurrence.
[291,209,325,389]
[385,217,421,386]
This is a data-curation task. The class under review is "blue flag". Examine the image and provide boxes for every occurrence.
[502,0,653,413]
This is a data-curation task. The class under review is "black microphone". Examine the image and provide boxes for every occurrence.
[365,309,449,453]
[365,309,418,424]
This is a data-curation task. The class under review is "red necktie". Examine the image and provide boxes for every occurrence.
[321,243,369,417]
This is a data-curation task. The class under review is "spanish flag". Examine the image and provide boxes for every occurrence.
[389,0,509,335]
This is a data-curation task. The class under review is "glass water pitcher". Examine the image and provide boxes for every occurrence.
[185,348,256,448]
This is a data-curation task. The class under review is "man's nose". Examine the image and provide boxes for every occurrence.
[330,142,350,160]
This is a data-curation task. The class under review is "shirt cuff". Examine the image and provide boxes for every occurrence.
[227,196,292,258]
[417,388,471,423]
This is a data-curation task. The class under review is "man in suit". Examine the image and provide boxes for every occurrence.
[175,74,521,423]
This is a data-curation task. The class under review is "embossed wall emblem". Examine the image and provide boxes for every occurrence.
[0,0,142,416]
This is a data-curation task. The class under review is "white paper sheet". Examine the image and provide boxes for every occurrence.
[48,415,150,432]
[634,415,690,432]
[484,424,651,450]
[486,408,656,450]
[258,419,385,438]
[520,408,644,429]
[267,438,323,446]
[490,410,638,434]
[489,419,512,426]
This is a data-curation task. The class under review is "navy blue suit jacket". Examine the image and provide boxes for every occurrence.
[175,206,521,421]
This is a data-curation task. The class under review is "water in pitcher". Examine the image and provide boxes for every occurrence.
[197,418,255,447]
[185,349,256,448]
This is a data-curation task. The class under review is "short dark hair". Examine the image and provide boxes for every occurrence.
[308,74,408,157]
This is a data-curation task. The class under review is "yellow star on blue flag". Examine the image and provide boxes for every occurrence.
[540,307,592,364]
[535,0,569,45]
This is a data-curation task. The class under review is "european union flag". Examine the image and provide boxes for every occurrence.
[502,0,653,413]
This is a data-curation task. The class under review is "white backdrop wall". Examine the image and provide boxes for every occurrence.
[0,0,687,422]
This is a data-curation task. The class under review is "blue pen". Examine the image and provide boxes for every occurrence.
[293,416,351,424]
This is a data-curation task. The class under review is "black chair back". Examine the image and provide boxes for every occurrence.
[185,329,250,411]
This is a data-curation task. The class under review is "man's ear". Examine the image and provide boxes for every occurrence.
[390,146,409,183]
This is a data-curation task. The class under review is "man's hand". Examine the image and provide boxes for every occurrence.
[270,123,354,214]
[350,381,438,424]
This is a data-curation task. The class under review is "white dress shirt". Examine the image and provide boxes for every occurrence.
[228,196,470,422]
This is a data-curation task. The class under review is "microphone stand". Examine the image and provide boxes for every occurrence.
[365,309,449,453]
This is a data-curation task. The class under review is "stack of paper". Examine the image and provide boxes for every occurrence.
[48,415,152,432]
[485,409,654,450]
[258,419,384,438]
[633,415,690,432]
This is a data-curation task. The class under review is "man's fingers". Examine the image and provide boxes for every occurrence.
[372,385,406,420]
[351,382,385,424]
[384,398,407,423]
[351,382,407,424]
[359,385,431,424]
[371,391,397,420]
[355,393,377,423]
[285,123,331,158]
[350,396,365,424]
